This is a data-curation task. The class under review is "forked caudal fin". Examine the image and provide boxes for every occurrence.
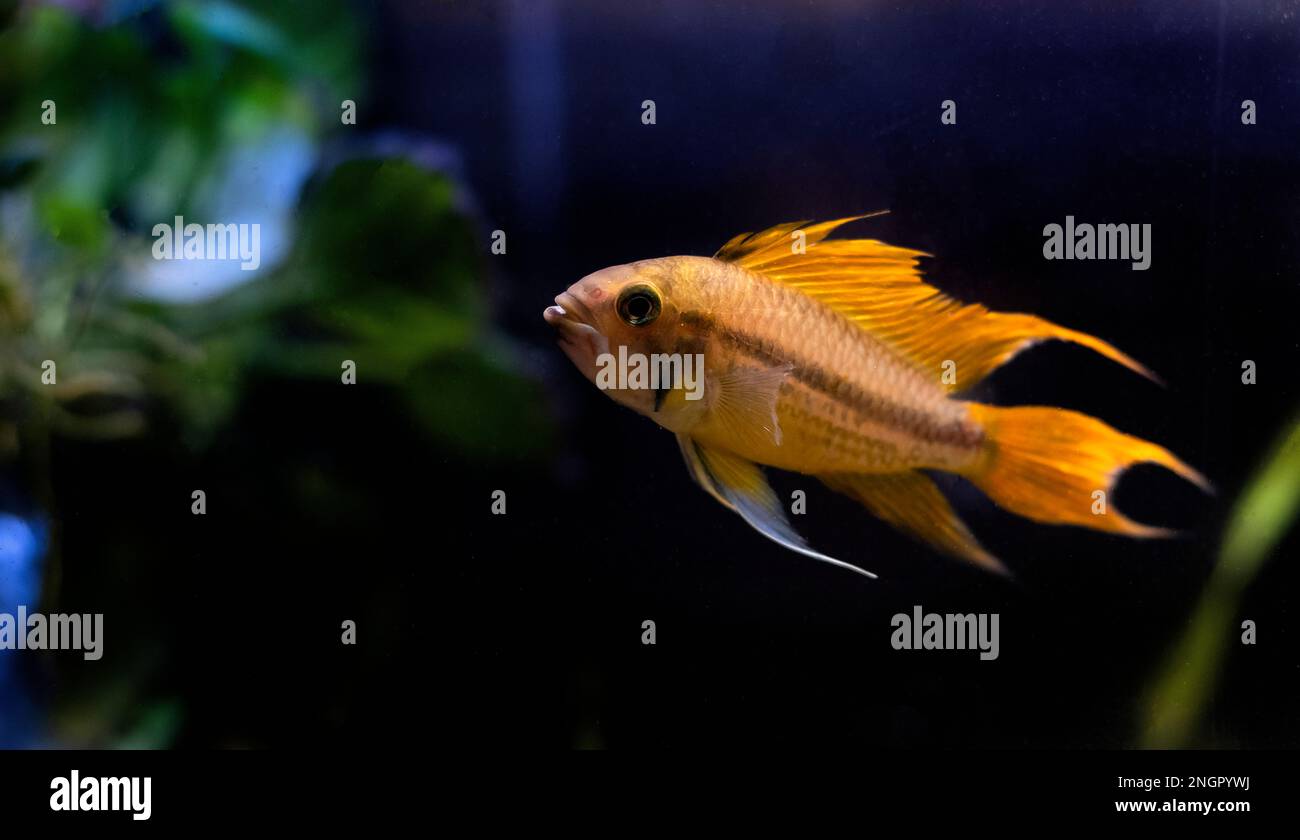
[962,404,1212,536]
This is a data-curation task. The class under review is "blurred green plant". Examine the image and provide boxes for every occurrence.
[0,1,553,746]
[2,1,553,460]
[0,0,365,450]
[287,158,555,460]
[1140,411,1300,747]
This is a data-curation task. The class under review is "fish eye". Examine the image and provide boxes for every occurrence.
[617,284,662,326]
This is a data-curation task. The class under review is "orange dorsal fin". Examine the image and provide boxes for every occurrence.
[715,217,1157,391]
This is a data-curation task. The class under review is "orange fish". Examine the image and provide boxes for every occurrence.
[543,216,1209,578]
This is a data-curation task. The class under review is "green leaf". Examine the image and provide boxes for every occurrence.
[1140,412,1300,747]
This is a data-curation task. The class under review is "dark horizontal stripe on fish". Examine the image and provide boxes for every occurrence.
[678,309,981,449]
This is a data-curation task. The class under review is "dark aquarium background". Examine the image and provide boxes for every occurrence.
[2,0,1299,749]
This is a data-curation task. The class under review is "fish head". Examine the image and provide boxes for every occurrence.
[544,258,701,423]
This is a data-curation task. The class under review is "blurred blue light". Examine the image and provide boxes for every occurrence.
[0,512,48,748]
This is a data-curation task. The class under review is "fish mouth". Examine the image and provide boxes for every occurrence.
[544,293,607,359]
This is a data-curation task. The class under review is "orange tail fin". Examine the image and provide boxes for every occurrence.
[963,404,1211,536]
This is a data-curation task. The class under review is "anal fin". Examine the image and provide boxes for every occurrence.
[820,471,1005,574]
[678,436,877,580]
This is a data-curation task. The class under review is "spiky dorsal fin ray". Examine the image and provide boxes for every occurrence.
[714,216,1158,391]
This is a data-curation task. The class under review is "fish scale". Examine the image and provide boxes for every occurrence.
[677,256,982,475]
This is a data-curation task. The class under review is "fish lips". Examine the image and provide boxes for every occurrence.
[544,293,609,374]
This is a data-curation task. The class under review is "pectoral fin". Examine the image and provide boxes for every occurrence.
[678,436,877,580]
[706,361,792,449]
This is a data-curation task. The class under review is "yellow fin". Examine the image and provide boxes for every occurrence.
[706,360,792,448]
[820,470,1006,574]
[962,404,1211,536]
[713,214,889,264]
[677,436,877,579]
[716,217,1158,391]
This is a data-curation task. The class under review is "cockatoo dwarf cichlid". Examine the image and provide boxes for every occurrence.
[543,216,1209,579]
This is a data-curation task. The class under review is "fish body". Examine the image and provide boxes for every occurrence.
[641,255,983,477]
[544,217,1208,577]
